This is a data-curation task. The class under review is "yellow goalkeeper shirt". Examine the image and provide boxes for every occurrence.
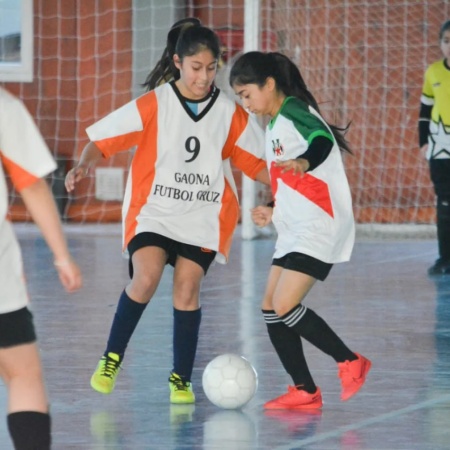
[421,59,450,159]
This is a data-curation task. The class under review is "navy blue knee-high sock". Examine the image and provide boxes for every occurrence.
[172,307,202,382]
[105,290,147,360]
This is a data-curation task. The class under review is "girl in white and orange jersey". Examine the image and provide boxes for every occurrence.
[230,51,371,410]
[0,87,82,449]
[66,19,269,403]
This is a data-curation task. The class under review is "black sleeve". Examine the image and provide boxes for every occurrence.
[297,135,333,171]
[418,102,432,147]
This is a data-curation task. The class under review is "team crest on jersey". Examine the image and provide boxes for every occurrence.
[272,139,284,157]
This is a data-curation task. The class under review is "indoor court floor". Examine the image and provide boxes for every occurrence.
[1,223,449,450]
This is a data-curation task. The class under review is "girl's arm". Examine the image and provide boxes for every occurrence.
[418,102,432,156]
[251,205,273,227]
[20,178,82,292]
[254,166,271,186]
[65,141,103,192]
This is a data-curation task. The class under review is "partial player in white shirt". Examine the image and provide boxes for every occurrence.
[0,86,82,449]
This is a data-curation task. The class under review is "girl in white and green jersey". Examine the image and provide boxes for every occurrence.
[230,51,371,410]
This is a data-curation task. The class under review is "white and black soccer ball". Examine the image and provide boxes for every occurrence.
[202,353,258,409]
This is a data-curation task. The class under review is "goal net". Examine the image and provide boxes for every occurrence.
[1,0,448,239]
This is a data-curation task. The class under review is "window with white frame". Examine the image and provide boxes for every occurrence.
[0,0,33,82]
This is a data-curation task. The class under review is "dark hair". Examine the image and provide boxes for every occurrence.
[142,19,221,91]
[229,51,352,154]
[440,20,450,40]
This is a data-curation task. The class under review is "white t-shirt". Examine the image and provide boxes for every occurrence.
[0,87,56,313]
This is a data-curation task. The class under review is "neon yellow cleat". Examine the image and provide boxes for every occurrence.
[90,352,121,394]
[169,372,195,404]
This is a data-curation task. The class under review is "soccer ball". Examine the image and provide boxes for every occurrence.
[202,353,258,409]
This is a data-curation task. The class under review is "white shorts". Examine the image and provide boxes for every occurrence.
[0,220,29,314]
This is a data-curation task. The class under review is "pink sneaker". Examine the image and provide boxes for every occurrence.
[264,386,323,410]
[338,353,371,401]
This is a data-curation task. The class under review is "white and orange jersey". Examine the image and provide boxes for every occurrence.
[86,82,266,263]
[0,87,57,313]
[0,87,57,223]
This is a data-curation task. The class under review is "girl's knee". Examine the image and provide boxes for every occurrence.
[128,273,160,301]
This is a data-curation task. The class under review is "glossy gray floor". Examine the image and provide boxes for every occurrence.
[1,224,449,450]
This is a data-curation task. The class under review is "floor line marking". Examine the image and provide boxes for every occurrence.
[274,393,450,449]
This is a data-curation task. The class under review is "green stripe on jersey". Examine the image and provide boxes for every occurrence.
[271,97,334,145]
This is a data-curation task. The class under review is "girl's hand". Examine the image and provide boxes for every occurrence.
[53,257,83,292]
[276,158,309,176]
[251,205,273,227]
[65,165,89,192]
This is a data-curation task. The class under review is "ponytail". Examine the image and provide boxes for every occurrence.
[142,17,201,91]
[269,53,352,154]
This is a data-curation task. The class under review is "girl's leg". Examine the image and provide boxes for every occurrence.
[91,246,167,395]
[262,266,322,409]
[169,256,204,403]
[262,266,316,392]
[273,269,355,362]
[273,269,371,401]
[263,311,316,392]
[436,196,450,268]
[0,343,51,449]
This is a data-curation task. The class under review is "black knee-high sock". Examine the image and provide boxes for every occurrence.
[7,411,51,450]
[280,304,356,363]
[106,290,147,360]
[263,310,317,393]
[173,307,201,382]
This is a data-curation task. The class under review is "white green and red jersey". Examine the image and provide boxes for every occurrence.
[86,82,266,263]
[266,97,354,264]
[0,87,57,313]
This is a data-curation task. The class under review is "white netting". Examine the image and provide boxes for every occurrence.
[0,0,447,239]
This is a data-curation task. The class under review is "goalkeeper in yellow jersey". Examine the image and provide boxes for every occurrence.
[419,20,450,276]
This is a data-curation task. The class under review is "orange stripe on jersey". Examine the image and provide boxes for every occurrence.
[96,131,143,158]
[123,91,158,249]
[0,152,40,191]
[222,104,247,160]
[218,177,240,260]
[222,104,265,179]
[232,146,266,179]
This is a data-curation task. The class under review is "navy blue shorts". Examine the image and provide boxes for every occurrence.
[272,252,333,281]
[127,232,217,278]
[0,307,37,348]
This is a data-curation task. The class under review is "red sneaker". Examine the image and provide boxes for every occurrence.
[263,386,323,410]
[337,353,371,401]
